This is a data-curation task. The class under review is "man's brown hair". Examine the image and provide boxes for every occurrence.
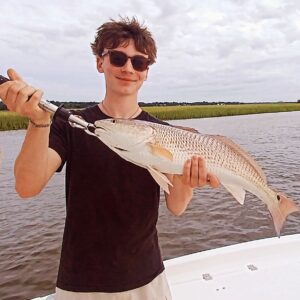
[91,16,157,65]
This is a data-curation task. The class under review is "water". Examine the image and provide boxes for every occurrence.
[1,111,300,300]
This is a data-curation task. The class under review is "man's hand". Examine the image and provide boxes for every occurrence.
[179,156,220,188]
[0,69,50,123]
[165,156,220,216]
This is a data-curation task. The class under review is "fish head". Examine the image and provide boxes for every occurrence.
[94,119,154,151]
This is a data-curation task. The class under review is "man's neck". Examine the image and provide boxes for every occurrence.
[99,93,141,119]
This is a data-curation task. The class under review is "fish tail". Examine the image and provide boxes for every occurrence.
[268,195,299,237]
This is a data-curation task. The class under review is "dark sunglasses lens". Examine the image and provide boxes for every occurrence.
[110,51,127,67]
[109,51,149,71]
[132,57,149,71]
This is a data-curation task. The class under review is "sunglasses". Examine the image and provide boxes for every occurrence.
[102,50,150,72]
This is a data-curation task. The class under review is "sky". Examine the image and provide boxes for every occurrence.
[1,0,300,103]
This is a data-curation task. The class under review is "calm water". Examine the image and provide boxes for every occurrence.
[1,111,300,300]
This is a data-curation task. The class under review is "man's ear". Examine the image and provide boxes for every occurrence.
[96,56,104,73]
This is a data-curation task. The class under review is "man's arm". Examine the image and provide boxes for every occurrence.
[0,69,61,198]
[14,126,62,198]
[165,156,220,216]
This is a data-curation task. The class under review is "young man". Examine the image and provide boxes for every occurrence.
[0,17,219,299]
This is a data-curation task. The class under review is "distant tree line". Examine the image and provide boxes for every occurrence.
[138,101,243,106]
[1,100,243,110]
[1,100,299,111]
[49,101,98,109]
[0,101,98,111]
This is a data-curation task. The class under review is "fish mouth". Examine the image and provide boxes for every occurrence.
[94,123,105,130]
[94,123,109,133]
[95,119,110,127]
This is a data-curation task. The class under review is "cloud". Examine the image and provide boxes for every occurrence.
[1,0,299,102]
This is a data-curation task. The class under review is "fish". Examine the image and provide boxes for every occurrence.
[94,118,299,236]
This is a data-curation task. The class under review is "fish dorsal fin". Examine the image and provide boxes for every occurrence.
[222,183,246,205]
[212,135,267,183]
[147,143,173,161]
[173,125,199,133]
[147,166,173,194]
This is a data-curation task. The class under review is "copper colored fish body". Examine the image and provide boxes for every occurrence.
[94,119,299,236]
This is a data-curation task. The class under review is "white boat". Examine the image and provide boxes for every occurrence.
[33,234,300,300]
[165,233,300,299]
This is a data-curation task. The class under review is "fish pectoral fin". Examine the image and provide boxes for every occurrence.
[147,143,173,161]
[147,166,173,194]
[222,183,246,205]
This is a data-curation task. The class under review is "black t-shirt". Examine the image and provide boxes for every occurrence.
[49,105,168,292]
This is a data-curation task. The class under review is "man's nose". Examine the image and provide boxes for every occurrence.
[121,58,135,73]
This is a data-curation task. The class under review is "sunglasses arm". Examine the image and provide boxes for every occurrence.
[0,75,94,132]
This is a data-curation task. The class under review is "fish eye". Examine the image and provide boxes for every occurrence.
[112,119,116,123]
[277,195,281,201]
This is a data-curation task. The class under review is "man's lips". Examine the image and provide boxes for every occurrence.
[116,76,137,82]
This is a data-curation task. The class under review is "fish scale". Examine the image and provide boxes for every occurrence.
[156,125,262,186]
[151,124,270,190]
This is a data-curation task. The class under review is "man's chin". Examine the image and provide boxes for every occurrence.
[117,88,139,97]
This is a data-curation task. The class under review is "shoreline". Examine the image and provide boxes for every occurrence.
[143,103,300,121]
[1,103,300,131]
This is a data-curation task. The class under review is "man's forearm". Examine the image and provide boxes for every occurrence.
[14,123,51,197]
[165,174,193,216]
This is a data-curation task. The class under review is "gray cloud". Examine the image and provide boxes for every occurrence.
[1,0,299,102]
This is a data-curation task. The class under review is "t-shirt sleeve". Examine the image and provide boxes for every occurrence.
[142,112,170,126]
[49,117,69,172]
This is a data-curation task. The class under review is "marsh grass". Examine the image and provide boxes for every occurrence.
[0,111,28,131]
[143,103,300,120]
[1,103,299,130]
